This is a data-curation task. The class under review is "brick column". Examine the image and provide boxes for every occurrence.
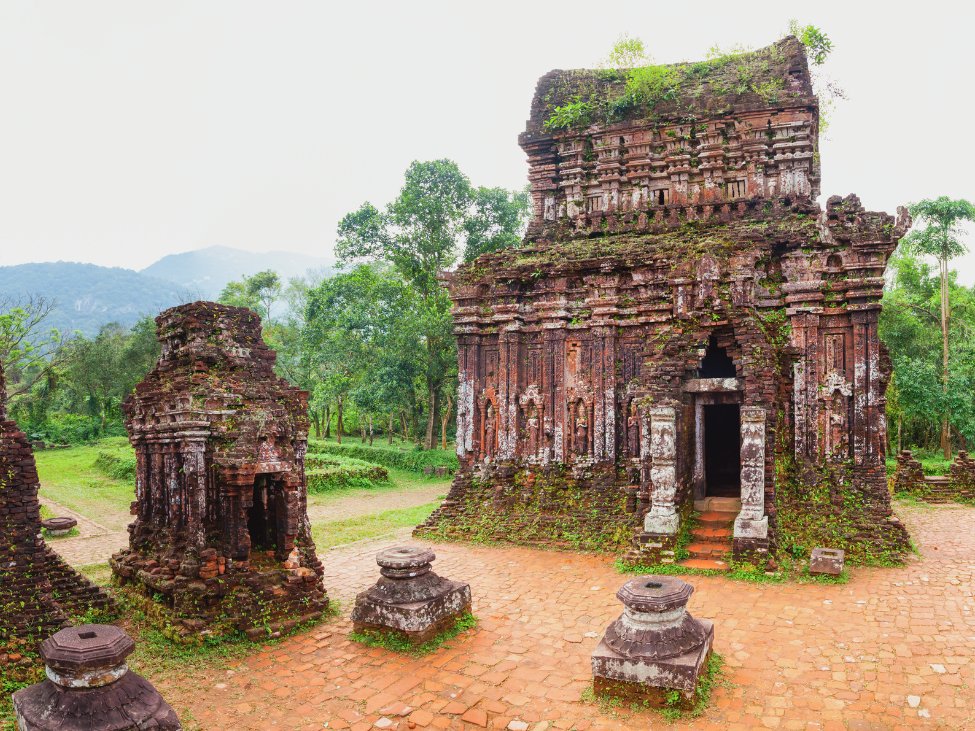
[644,406,679,535]
[734,406,768,539]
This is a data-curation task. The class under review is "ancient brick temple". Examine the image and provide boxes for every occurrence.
[0,362,111,642]
[418,37,913,564]
[110,303,328,637]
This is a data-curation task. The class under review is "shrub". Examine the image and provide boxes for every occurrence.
[307,440,458,475]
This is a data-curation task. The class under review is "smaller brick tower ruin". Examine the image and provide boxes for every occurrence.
[110,302,327,637]
[0,361,111,643]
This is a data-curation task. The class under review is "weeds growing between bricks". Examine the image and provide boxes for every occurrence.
[348,612,477,655]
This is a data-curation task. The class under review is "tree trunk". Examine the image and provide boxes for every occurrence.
[324,404,331,439]
[389,410,395,446]
[424,385,439,450]
[897,413,903,455]
[337,398,343,445]
[312,410,321,439]
[369,414,373,446]
[400,410,409,443]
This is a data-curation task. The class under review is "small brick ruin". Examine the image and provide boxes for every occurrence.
[893,450,975,503]
[0,361,111,644]
[418,37,913,565]
[110,302,328,638]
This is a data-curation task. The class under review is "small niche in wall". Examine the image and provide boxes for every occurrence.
[698,335,736,378]
[650,188,670,206]
[726,180,746,199]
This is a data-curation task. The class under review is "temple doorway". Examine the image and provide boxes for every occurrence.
[704,404,741,497]
[247,475,278,552]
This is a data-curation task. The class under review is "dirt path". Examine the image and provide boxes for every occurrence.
[39,494,130,567]
[306,483,445,523]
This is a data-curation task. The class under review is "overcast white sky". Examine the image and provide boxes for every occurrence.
[1,1,974,283]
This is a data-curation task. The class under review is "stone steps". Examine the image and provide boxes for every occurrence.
[678,510,737,572]
[697,511,737,529]
[679,558,731,571]
[691,526,732,539]
[686,542,731,558]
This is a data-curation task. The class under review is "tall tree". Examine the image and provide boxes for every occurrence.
[462,185,533,262]
[246,270,282,321]
[304,264,423,444]
[336,160,472,449]
[0,294,71,400]
[902,197,975,457]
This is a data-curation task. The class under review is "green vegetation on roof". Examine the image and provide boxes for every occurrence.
[539,36,814,133]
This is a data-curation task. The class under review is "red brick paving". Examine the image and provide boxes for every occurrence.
[156,500,975,730]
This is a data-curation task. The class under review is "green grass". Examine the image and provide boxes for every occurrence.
[885,454,955,476]
[308,436,459,474]
[34,437,136,531]
[348,612,477,655]
[312,502,438,550]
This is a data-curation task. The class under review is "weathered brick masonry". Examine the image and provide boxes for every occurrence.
[110,303,328,638]
[0,361,111,643]
[417,37,913,563]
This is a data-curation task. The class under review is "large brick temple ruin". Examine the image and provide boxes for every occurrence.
[110,303,328,638]
[0,362,111,643]
[418,36,913,565]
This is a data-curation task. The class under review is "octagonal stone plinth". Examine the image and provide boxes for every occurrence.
[591,576,713,706]
[351,546,471,646]
[12,624,182,730]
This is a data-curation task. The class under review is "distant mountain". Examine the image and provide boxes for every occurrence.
[139,245,333,299]
[0,262,181,336]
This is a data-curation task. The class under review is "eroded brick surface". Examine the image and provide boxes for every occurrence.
[0,362,111,643]
[418,37,912,565]
[162,500,974,731]
[110,302,327,637]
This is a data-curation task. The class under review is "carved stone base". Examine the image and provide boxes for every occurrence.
[352,583,472,645]
[351,546,472,646]
[591,621,714,699]
[644,510,679,535]
[352,595,472,646]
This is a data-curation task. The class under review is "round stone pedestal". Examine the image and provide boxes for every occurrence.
[12,624,182,730]
[591,575,714,706]
[351,546,472,646]
[41,517,77,537]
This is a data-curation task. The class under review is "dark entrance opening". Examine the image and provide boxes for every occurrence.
[704,403,740,497]
[699,335,736,378]
[246,475,278,552]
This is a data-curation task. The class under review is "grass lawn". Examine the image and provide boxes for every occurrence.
[34,438,136,531]
[312,502,438,550]
[33,438,449,539]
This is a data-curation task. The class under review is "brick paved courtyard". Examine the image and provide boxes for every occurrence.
[142,500,974,731]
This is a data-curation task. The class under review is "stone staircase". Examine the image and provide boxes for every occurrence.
[921,476,955,504]
[677,497,740,572]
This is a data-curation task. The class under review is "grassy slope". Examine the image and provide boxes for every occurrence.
[34,439,450,546]
[34,438,136,531]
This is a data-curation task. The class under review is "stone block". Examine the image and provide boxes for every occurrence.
[12,624,182,730]
[591,576,714,702]
[352,546,472,645]
[809,547,845,575]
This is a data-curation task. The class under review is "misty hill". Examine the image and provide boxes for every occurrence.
[0,261,181,336]
[140,245,333,298]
